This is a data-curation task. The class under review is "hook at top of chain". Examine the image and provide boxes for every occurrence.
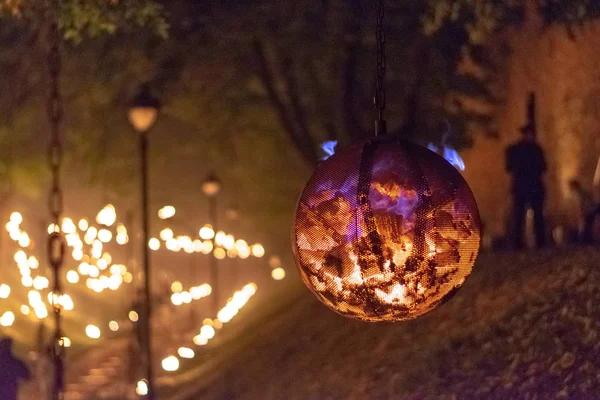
[374,0,387,136]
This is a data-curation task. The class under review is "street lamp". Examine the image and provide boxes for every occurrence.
[225,205,239,289]
[202,173,221,316]
[129,84,160,400]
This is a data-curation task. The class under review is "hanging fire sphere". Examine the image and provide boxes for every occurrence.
[292,137,481,322]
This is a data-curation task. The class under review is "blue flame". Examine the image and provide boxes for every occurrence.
[427,143,466,171]
[443,147,466,171]
[321,141,338,160]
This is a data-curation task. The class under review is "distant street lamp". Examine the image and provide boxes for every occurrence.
[225,206,239,288]
[202,173,221,316]
[128,84,160,400]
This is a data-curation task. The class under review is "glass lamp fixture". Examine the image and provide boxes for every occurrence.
[202,173,222,197]
[128,84,160,133]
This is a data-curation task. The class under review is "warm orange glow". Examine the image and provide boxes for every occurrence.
[86,325,101,339]
[10,212,23,224]
[0,284,10,299]
[171,281,183,293]
[66,270,79,284]
[178,347,195,359]
[0,311,15,327]
[293,140,481,322]
[149,238,161,251]
[158,205,176,219]
[129,311,139,322]
[161,355,180,372]
[214,248,226,260]
[199,225,215,240]
[96,204,117,227]
[251,244,265,258]
[160,228,174,241]
[271,268,286,281]
[136,379,149,396]
[109,321,119,332]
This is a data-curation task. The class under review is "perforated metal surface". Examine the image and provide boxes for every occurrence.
[293,138,481,322]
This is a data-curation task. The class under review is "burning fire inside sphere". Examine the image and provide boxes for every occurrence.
[293,138,481,322]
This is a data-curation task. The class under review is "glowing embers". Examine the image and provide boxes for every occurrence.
[293,138,481,322]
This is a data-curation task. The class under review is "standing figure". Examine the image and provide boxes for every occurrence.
[569,179,600,243]
[0,337,31,400]
[505,124,547,249]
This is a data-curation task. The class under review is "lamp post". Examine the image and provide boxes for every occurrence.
[202,173,222,316]
[225,206,239,288]
[128,84,160,400]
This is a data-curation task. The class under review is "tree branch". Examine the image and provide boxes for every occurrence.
[281,57,317,155]
[341,1,364,140]
[306,60,340,141]
[392,45,430,138]
[253,40,319,166]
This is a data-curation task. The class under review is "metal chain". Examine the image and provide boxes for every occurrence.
[374,0,386,123]
[46,1,66,398]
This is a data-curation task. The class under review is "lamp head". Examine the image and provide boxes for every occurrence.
[128,84,160,133]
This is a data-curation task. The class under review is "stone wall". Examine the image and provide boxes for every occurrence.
[462,10,600,238]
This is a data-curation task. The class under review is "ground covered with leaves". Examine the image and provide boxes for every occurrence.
[179,248,600,400]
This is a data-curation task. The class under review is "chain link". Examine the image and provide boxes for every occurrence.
[374,0,386,122]
[46,2,66,398]
[48,19,63,230]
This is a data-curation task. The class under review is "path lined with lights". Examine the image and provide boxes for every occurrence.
[1,207,134,339]
[0,203,288,399]
[158,282,258,377]
[0,204,283,340]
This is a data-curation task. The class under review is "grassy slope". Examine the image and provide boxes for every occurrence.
[175,249,600,400]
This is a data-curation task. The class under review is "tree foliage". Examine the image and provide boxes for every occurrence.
[1,0,167,42]
[157,0,498,167]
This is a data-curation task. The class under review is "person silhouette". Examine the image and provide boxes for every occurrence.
[569,179,600,243]
[0,337,31,400]
[505,123,547,249]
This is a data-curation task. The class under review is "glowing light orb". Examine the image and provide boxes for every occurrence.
[78,218,89,231]
[10,212,23,224]
[148,238,160,251]
[178,347,195,359]
[160,228,174,241]
[85,325,101,339]
[171,281,183,293]
[251,244,265,258]
[171,293,183,306]
[158,205,176,219]
[96,204,117,226]
[271,267,286,281]
[199,225,215,240]
[0,311,15,327]
[0,284,10,298]
[136,380,149,396]
[98,229,112,243]
[200,324,215,340]
[109,321,119,331]
[292,139,480,322]
[213,248,226,260]
[129,311,139,322]
[161,355,180,372]
[66,270,80,284]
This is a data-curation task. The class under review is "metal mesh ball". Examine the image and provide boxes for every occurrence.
[292,138,481,322]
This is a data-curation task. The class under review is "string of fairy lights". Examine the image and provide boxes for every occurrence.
[0,203,286,396]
